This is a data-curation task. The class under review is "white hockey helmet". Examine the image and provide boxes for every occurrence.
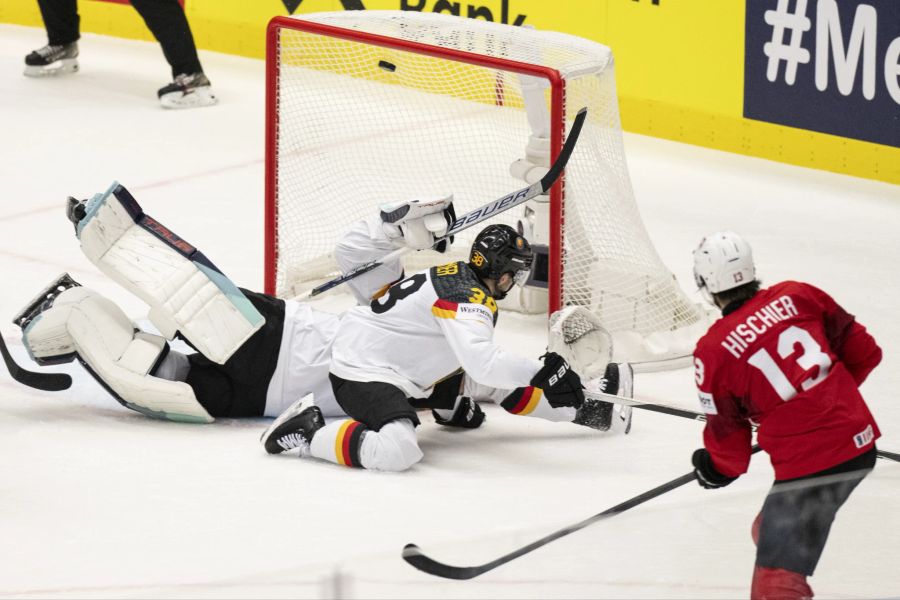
[692,231,756,303]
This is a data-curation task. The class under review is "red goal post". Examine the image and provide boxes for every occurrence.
[265,15,571,311]
[263,11,710,368]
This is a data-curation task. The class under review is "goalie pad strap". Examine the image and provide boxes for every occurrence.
[22,287,213,423]
[77,182,263,364]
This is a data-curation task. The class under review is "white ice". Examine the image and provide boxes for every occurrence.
[1,24,898,599]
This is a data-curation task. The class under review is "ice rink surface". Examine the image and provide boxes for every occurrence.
[1,24,899,599]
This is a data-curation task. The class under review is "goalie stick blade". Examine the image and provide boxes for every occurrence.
[538,106,587,194]
[0,335,72,392]
[308,107,589,299]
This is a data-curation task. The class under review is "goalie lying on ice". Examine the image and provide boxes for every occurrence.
[12,183,632,465]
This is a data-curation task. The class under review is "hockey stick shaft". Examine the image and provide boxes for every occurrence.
[0,335,72,392]
[586,390,899,464]
[403,445,763,580]
[308,107,588,298]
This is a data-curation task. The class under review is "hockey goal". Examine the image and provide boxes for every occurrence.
[265,11,710,367]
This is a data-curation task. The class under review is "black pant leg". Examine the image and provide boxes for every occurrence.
[37,0,80,46]
[128,0,202,77]
[756,449,876,575]
[182,289,286,418]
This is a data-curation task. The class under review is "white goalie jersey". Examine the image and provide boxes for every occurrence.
[330,258,542,400]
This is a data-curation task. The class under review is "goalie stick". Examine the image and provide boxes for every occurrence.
[0,335,72,392]
[308,107,589,297]
[403,445,763,580]
[585,389,900,464]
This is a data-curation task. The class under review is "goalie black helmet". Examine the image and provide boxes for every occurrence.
[468,224,534,298]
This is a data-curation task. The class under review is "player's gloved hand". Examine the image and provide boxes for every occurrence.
[432,396,485,429]
[380,195,456,253]
[530,352,584,409]
[692,448,738,489]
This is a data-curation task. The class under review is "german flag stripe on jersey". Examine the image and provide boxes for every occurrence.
[431,299,459,319]
[334,420,366,467]
[503,386,543,415]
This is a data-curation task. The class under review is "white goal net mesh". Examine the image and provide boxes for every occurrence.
[268,11,709,365]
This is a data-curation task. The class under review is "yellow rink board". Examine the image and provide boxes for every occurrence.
[2,0,897,184]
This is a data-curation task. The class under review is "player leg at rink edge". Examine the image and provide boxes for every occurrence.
[261,224,634,472]
[689,232,882,600]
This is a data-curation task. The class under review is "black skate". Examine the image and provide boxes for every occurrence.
[260,395,325,455]
[574,362,634,433]
[24,42,79,77]
[158,72,217,109]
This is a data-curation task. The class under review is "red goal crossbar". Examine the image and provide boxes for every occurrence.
[264,16,567,313]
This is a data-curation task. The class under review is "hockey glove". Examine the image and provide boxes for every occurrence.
[380,195,456,252]
[530,352,584,409]
[692,448,738,489]
[432,396,485,429]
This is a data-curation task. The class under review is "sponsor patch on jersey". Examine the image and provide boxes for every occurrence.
[698,391,718,415]
[455,303,494,326]
[853,424,874,449]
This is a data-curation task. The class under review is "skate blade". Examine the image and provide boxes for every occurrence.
[23,59,79,78]
[159,87,218,110]
[12,273,82,330]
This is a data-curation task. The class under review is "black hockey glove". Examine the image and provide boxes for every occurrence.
[434,202,457,253]
[530,352,584,409]
[692,448,738,489]
[432,396,485,429]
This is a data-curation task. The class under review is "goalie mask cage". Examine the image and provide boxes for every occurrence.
[265,11,710,367]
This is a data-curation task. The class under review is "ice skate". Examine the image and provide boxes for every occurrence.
[24,42,79,77]
[575,362,634,433]
[158,72,217,109]
[260,394,325,455]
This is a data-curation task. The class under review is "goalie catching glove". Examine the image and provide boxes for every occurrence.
[380,195,456,252]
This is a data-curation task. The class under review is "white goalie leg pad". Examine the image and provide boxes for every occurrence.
[359,419,423,472]
[22,287,213,423]
[548,306,614,380]
[75,182,263,364]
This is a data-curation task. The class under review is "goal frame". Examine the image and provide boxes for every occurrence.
[263,15,569,312]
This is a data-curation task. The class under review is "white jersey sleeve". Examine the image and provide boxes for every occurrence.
[433,301,540,391]
[331,262,541,399]
[334,216,404,304]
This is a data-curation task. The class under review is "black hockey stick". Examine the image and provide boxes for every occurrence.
[586,390,900,464]
[403,445,763,580]
[309,107,589,297]
[0,335,72,392]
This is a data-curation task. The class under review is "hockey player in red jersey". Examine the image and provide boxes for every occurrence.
[689,231,882,600]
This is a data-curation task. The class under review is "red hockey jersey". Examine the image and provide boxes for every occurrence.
[693,281,882,480]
